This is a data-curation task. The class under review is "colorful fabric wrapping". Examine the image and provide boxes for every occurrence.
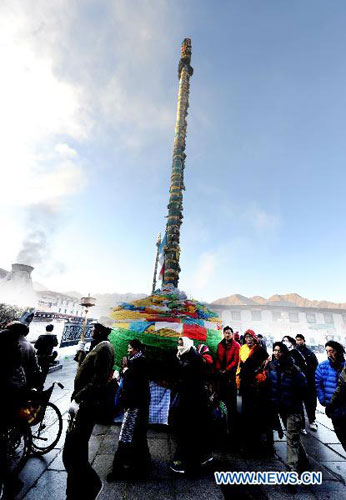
[182,318,204,326]
[182,323,207,342]
[204,320,221,330]
[130,321,154,333]
[109,328,179,369]
[112,310,146,320]
[206,328,223,353]
[109,289,222,369]
[113,322,130,330]
[143,315,181,322]
[152,329,181,338]
[154,322,183,333]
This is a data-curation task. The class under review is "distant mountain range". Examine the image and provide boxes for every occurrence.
[211,293,346,310]
[63,291,346,311]
[2,266,345,311]
[63,291,147,304]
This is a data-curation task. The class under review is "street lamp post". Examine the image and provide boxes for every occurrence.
[77,294,96,366]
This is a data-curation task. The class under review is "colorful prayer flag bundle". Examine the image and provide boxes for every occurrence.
[110,286,222,368]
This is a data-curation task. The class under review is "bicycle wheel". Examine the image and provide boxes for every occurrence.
[6,422,32,473]
[30,402,63,455]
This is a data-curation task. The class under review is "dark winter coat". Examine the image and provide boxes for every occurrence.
[215,339,240,373]
[18,335,41,389]
[35,333,58,356]
[267,356,307,415]
[329,364,346,419]
[176,347,209,406]
[288,348,307,374]
[238,344,268,392]
[120,353,150,409]
[0,329,26,394]
[295,344,318,383]
[315,359,345,406]
[73,340,115,406]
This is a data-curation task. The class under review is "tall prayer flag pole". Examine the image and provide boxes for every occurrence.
[162,38,193,288]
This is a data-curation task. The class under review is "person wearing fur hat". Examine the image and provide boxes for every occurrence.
[237,329,269,455]
[169,337,213,474]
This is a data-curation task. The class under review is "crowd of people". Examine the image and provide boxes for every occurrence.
[2,319,346,499]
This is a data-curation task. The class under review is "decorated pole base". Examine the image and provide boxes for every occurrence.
[109,284,222,369]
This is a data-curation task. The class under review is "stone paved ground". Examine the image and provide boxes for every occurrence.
[17,360,346,500]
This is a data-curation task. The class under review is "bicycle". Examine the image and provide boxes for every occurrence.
[2,419,32,475]
[6,381,64,474]
[28,381,64,455]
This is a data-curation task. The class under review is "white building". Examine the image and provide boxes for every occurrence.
[208,303,346,350]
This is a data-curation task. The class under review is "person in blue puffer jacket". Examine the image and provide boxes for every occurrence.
[315,341,345,406]
[315,341,345,448]
[267,342,308,472]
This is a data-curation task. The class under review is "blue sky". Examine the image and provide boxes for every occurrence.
[1,0,346,303]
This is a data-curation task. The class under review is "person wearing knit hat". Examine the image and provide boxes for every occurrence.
[169,337,213,474]
[237,329,269,456]
[244,329,258,341]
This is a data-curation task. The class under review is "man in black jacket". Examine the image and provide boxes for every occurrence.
[295,334,319,431]
[35,324,58,388]
[267,342,308,472]
[63,323,114,500]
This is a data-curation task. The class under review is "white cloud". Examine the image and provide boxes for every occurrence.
[194,252,217,289]
[0,1,89,210]
[0,0,188,289]
[241,203,281,233]
[254,209,280,231]
[54,143,78,159]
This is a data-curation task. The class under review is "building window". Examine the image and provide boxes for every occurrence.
[306,313,316,324]
[289,312,299,323]
[324,313,334,324]
[231,311,241,321]
[272,311,282,322]
[251,310,262,321]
